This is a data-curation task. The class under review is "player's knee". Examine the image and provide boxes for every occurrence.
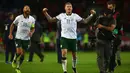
[21,51,24,55]
[62,53,67,57]
[73,56,77,60]
[16,48,21,53]
[72,56,77,60]
[72,52,77,59]
[62,49,67,56]
[16,50,21,55]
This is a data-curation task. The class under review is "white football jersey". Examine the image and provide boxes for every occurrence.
[13,15,35,40]
[56,13,82,39]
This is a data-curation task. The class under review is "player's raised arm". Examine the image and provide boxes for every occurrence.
[42,8,57,23]
[80,9,96,24]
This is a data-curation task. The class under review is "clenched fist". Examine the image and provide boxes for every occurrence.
[90,9,96,14]
[28,32,33,37]
[8,34,13,40]
[43,8,48,13]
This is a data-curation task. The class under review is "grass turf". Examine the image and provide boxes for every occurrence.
[0,52,130,73]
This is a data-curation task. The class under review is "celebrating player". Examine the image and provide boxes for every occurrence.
[43,2,96,73]
[9,5,35,73]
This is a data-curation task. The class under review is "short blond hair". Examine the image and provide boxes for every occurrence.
[65,2,72,6]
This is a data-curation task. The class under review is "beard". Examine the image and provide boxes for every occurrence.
[24,11,30,15]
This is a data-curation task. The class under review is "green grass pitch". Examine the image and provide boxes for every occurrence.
[0,52,130,73]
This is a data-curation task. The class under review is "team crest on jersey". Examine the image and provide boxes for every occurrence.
[22,22,32,27]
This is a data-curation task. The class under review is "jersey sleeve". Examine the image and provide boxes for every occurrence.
[110,19,116,26]
[13,16,20,26]
[56,13,62,20]
[75,14,83,22]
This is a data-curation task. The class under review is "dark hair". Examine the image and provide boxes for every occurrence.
[23,5,30,9]
[65,2,72,6]
[107,1,116,7]
[101,9,113,16]
[7,12,13,17]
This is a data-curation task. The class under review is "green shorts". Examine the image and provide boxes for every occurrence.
[60,37,77,52]
[15,39,30,50]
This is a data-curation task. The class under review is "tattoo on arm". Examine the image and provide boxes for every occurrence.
[80,14,94,24]
[44,12,57,22]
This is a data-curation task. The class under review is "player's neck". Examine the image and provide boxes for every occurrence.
[66,12,72,16]
[23,13,29,18]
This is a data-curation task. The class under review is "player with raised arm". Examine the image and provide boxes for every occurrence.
[9,5,35,73]
[43,2,96,73]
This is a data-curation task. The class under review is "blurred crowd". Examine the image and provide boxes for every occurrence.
[0,0,130,31]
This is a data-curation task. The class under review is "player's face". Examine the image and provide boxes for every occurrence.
[10,14,14,20]
[65,4,73,14]
[107,4,114,10]
[23,6,31,15]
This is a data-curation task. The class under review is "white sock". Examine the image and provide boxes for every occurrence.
[62,59,67,72]
[72,58,77,68]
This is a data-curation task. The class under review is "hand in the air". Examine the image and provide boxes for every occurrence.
[90,9,96,14]
[43,8,48,13]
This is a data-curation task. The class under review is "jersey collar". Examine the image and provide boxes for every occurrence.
[23,14,29,19]
[66,13,72,16]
